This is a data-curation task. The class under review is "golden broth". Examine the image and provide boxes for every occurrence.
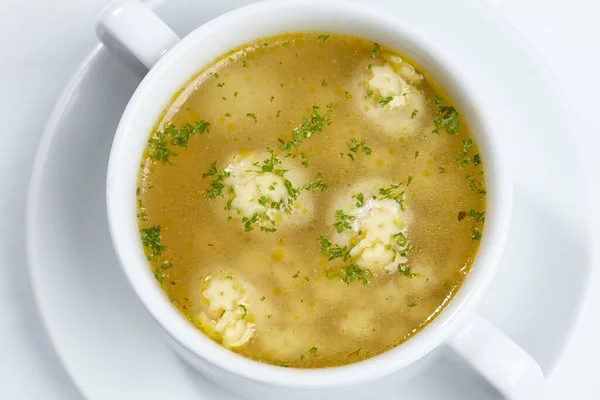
[137,33,486,368]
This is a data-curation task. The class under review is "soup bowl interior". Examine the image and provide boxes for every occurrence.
[106,0,511,390]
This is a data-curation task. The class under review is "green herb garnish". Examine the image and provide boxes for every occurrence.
[470,226,482,240]
[202,162,231,198]
[352,193,365,207]
[397,264,416,278]
[300,153,310,168]
[468,209,486,223]
[239,304,247,319]
[466,175,486,194]
[333,210,355,233]
[302,172,328,192]
[326,264,372,285]
[411,109,419,119]
[140,225,165,260]
[433,105,459,134]
[317,34,330,41]
[246,113,257,123]
[456,139,475,167]
[378,96,394,107]
[278,104,333,156]
[378,183,405,210]
[318,236,351,261]
[346,138,372,157]
[370,42,381,58]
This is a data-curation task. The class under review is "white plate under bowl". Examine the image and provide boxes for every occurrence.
[26,0,593,399]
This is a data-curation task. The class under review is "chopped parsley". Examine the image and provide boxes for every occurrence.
[378,96,394,107]
[466,174,487,194]
[415,150,419,158]
[411,109,419,119]
[333,210,355,233]
[352,192,365,207]
[242,60,248,68]
[153,261,172,286]
[439,167,446,173]
[318,236,351,261]
[456,139,472,166]
[140,225,165,261]
[378,183,405,210]
[408,302,417,308]
[147,121,211,164]
[276,110,282,118]
[470,226,482,240]
[398,264,416,278]
[345,138,372,157]
[317,34,330,41]
[292,271,299,278]
[433,94,443,104]
[468,209,486,223]
[147,132,176,164]
[217,82,225,87]
[242,212,275,232]
[321,79,328,87]
[260,296,266,301]
[302,172,328,192]
[300,152,310,168]
[239,304,247,319]
[365,88,373,98]
[246,113,257,123]
[407,175,413,186]
[202,162,231,198]
[433,105,459,134]
[370,42,381,58]
[472,153,481,166]
[278,103,333,156]
[326,264,372,285]
[270,96,275,102]
[309,346,318,354]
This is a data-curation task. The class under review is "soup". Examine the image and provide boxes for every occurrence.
[137,33,486,368]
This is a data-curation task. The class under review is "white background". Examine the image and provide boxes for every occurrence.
[0,0,598,398]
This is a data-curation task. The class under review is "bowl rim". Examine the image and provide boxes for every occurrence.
[106,0,513,389]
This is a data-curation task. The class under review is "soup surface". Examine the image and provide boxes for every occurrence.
[137,33,486,368]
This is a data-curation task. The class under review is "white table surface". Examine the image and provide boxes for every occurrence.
[1,0,598,398]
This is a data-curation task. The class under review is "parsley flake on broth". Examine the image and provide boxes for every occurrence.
[137,32,485,368]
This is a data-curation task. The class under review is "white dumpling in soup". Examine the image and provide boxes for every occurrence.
[195,275,256,348]
[208,150,314,231]
[325,178,412,276]
[348,55,427,137]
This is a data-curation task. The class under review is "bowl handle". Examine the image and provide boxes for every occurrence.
[445,313,546,399]
[96,0,180,69]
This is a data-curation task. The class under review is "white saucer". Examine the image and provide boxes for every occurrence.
[26,0,593,399]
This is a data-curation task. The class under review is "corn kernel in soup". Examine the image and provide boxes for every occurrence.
[137,33,486,368]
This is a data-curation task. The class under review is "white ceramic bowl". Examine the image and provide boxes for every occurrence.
[99,0,542,398]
